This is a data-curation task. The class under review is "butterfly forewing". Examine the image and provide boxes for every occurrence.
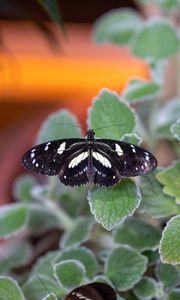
[22,139,86,176]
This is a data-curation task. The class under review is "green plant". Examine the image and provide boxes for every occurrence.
[0,1,180,299]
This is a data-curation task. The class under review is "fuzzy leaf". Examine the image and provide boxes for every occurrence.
[122,80,160,103]
[22,275,63,300]
[32,250,59,279]
[88,89,136,139]
[93,8,142,45]
[133,276,158,300]
[159,215,180,265]
[156,161,180,203]
[0,241,32,273]
[160,0,180,9]
[60,217,93,248]
[105,245,147,291]
[54,247,97,279]
[0,204,28,238]
[54,260,85,289]
[28,204,59,235]
[121,133,142,145]
[171,119,180,141]
[143,250,160,267]
[155,99,180,139]
[88,179,141,231]
[114,218,161,251]
[37,109,82,144]
[42,293,58,300]
[167,289,180,300]
[0,277,25,300]
[155,261,180,291]
[131,18,179,59]
[13,175,36,202]
[139,170,180,218]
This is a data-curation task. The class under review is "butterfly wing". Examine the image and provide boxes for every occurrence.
[22,139,86,176]
[65,283,116,300]
[95,139,157,178]
[58,147,89,186]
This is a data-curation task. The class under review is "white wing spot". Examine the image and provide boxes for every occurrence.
[145,162,148,167]
[132,148,136,153]
[93,152,111,168]
[124,161,127,164]
[57,142,66,155]
[135,167,138,170]
[146,155,150,161]
[44,145,49,151]
[115,143,123,156]
[32,159,36,164]
[64,175,67,179]
[113,175,116,179]
[75,293,92,300]
[47,142,51,145]
[36,163,39,167]
[141,165,144,170]
[31,149,36,152]
[31,153,35,158]
[68,152,88,168]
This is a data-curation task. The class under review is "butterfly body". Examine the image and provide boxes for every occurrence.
[22,129,157,187]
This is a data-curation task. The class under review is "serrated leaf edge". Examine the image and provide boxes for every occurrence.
[159,215,180,265]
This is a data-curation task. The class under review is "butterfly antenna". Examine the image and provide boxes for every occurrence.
[94,124,126,131]
[36,275,59,300]
[56,122,86,130]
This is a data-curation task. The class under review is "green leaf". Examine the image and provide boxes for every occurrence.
[28,204,59,235]
[132,17,179,60]
[155,99,180,139]
[42,293,58,300]
[32,250,59,279]
[167,289,180,300]
[13,175,36,202]
[54,259,85,289]
[22,275,62,300]
[171,119,180,141]
[93,275,114,286]
[88,179,141,231]
[54,247,97,279]
[159,0,180,9]
[0,204,28,238]
[37,109,82,144]
[156,161,180,204]
[88,89,136,139]
[139,170,180,218]
[60,217,93,248]
[114,218,161,251]
[133,276,158,300]
[0,276,25,300]
[121,133,142,145]
[155,261,180,291]
[38,0,64,27]
[0,241,32,273]
[159,215,180,265]
[105,245,147,291]
[143,250,160,267]
[122,79,160,103]
[93,8,142,45]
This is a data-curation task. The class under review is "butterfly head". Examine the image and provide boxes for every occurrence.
[86,129,95,142]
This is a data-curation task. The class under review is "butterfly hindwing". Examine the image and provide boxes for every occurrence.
[65,282,116,300]
[59,147,89,186]
[22,139,86,176]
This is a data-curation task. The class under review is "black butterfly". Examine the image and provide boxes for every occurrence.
[65,282,116,300]
[22,129,157,187]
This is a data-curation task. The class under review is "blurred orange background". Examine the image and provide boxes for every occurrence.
[0,1,149,204]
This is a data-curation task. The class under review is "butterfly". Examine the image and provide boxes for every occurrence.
[65,282,116,300]
[22,129,157,187]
